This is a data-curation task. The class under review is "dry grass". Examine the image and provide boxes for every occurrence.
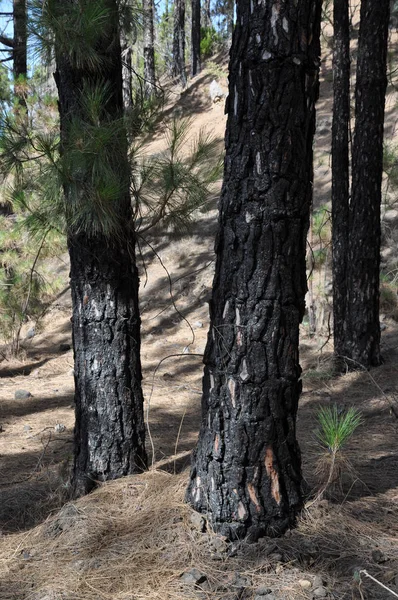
[0,468,398,600]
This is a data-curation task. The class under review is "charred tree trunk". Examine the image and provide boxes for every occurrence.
[54,0,147,497]
[186,0,322,540]
[191,0,201,77]
[344,0,390,368]
[13,0,27,109]
[143,0,156,97]
[172,0,186,87]
[331,0,350,363]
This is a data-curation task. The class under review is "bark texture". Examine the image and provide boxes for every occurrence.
[203,0,211,29]
[331,0,350,362]
[120,28,133,117]
[172,0,186,86]
[54,0,147,497]
[13,0,27,108]
[186,0,322,540]
[345,0,390,368]
[191,0,201,77]
[143,0,156,97]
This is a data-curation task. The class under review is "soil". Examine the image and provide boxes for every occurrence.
[1,41,398,600]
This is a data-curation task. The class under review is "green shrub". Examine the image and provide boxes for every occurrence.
[200,27,223,60]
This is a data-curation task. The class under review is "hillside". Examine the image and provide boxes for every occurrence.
[1,40,398,600]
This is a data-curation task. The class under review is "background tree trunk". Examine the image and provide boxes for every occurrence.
[203,0,211,29]
[191,0,201,77]
[344,0,390,368]
[54,0,147,497]
[143,0,156,97]
[186,0,322,540]
[331,0,350,364]
[172,0,186,87]
[120,28,133,117]
[13,0,27,109]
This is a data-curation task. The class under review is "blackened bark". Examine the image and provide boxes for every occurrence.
[186,0,322,540]
[172,0,187,87]
[55,0,147,497]
[191,0,201,77]
[143,0,156,97]
[13,0,27,109]
[331,0,350,363]
[345,0,390,368]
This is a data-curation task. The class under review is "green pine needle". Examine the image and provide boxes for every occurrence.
[315,404,363,453]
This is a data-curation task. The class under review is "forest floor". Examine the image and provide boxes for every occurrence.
[1,38,398,600]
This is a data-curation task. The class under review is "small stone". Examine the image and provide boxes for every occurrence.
[189,511,206,532]
[299,579,312,589]
[255,587,272,596]
[180,568,207,586]
[233,572,251,588]
[313,576,324,588]
[194,321,204,328]
[313,586,327,598]
[54,423,66,433]
[25,327,35,339]
[211,534,228,553]
[23,425,32,433]
[15,390,32,400]
[372,549,386,564]
[60,343,71,352]
[384,209,398,222]
[209,80,225,103]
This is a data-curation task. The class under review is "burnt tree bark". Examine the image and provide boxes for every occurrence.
[186,0,322,540]
[172,0,186,86]
[344,0,390,368]
[331,0,350,363]
[13,0,27,109]
[54,0,147,497]
[191,0,201,77]
[143,0,156,97]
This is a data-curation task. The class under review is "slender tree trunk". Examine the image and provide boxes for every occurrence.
[332,0,350,363]
[143,0,156,97]
[13,0,27,109]
[186,0,322,540]
[344,0,390,368]
[173,0,186,87]
[203,0,211,29]
[191,0,201,77]
[120,28,133,117]
[54,0,147,497]
[226,0,234,38]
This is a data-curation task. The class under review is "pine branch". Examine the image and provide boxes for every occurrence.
[0,35,14,48]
